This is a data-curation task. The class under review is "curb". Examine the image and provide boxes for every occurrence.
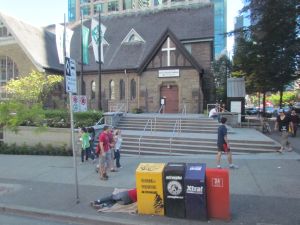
[0,203,142,225]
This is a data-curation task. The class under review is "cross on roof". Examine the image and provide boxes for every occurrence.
[162,37,176,66]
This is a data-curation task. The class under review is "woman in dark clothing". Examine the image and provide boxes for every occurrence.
[275,109,293,152]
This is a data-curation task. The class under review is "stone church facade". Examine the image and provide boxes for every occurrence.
[0,4,215,113]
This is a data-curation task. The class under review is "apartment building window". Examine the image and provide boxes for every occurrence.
[108,1,119,12]
[81,5,91,17]
[80,0,91,3]
[123,0,134,10]
[94,3,104,14]
[0,56,19,99]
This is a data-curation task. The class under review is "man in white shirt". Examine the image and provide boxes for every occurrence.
[209,106,218,120]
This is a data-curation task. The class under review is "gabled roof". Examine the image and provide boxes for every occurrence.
[138,28,203,74]
[70,5,214,72]
[0,11,63,72]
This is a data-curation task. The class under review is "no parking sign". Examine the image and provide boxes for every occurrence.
[72,95,87,112]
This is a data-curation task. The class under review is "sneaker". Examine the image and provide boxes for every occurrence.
[217,165,222,169]
[276,148,283,153]
[229,164,239,169]
[287,147,293,152]
[110,169,118,172]
[100,176,108,181]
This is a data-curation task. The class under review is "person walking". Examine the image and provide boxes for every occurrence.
[275,109,293,152]
[98,125,111,180]
[114,129,123,169]
[108,127,117,172]
[216,117,238,169]
[79,127,90,163]
[88,127,96,161]
[290,110,299,137]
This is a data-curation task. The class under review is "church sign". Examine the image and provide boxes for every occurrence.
[158,69,180,78]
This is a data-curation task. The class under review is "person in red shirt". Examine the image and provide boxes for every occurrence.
[98,125,111,180]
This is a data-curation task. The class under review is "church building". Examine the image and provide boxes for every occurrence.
[0,4,215,113]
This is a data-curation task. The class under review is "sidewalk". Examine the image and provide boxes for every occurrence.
[1,152,300,225]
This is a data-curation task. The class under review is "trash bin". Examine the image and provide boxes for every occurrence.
[163,162,186,218]
[184,163,207,220]
[136,163,165,216]
[206,168,230,221]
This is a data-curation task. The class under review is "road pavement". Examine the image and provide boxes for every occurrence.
[0,147,300,225]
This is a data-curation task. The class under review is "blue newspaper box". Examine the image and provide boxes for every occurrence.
[184,163,207,220]
[163,162,186,218]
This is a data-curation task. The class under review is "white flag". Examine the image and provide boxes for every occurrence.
[55,24,74,64]
[91,19,106,63]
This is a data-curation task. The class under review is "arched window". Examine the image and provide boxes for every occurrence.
[130,79,136,100]
[120,79,125,100]
[91,80,96,99]
[0,56,19,99]
[109,80,115,100]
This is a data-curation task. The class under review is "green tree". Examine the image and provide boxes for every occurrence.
[212,55,232,103]
[0,71,63,131]
[233,0,300,110]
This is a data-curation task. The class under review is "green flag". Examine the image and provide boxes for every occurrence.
[82,25,89,64]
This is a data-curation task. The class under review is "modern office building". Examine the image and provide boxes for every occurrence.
[68,0,227,58]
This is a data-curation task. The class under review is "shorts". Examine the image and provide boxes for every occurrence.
[99,150,112,168]
[217,144,230,153]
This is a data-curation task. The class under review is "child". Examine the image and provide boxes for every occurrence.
[114,129,123,168]
[80,127,90,163]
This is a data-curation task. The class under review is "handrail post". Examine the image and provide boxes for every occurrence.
[169,137,172,155]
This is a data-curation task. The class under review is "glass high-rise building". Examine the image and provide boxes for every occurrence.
[68,0,227,58]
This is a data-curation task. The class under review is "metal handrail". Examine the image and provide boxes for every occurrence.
[181,103,186,116]
[158,105,164,114]
[169,119,181,154]
[138,119,153,155]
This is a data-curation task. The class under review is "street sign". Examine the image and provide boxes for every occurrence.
[72,95,87,112]
[65,57,77,93]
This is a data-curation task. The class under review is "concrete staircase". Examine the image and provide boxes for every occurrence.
[117,114,220,133]
[114,114,280,156]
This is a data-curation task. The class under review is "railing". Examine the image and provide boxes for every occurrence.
[169,119,181,154]
[181,103,186,116]
[158,105,164,114]
[138,119,153,155]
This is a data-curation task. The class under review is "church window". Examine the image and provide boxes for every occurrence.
[82,81,86,95]
[122,28,145,44]
[0,22,11,38]
[0,56,18,99]
[91,80,96,99]
[130,79,136,100]
[109,80,115,100]
[120,79,125,100]
[161,37,176,67]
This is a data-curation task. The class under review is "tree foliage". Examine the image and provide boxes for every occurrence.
[212,55,232,102]
[0,71,63,131]
[6,71,63,105]
[233,0,300,108]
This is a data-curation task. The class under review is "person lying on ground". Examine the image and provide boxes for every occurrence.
[90,188,137,209]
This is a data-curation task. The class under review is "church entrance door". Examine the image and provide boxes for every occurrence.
[160,85,178,113]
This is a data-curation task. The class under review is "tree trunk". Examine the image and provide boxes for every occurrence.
[279,89,283,109]
[263,92,266,117]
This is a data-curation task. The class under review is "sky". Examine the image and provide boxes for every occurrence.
[0,0,243,53]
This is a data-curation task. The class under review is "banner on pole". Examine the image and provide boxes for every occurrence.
[82,25,90,64]
[65,57,77,93]
[56,24,73,64]
[91,19,106,63]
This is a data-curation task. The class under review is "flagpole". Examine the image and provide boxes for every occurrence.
[97,12,102,111]
[80,11,84,95]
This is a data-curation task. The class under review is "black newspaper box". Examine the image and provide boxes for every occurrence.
[184,163,207,220]
[163,162,186,218]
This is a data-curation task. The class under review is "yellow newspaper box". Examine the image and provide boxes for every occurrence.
[136,163,165,216]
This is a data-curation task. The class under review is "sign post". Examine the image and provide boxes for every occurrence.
[65,56,79,203]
